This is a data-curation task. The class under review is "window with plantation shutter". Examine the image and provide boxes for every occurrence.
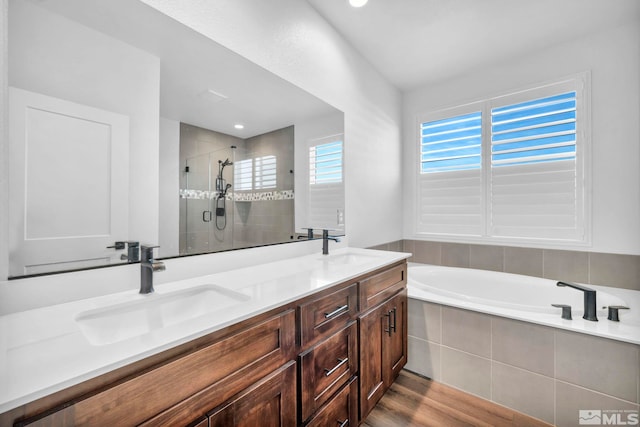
[417,107,483,236]
[416,74,589,244]
[308,135,345,231]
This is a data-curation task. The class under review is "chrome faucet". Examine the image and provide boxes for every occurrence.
[140,245,165,294]
[322,229,340,255]
[557,281,598,321]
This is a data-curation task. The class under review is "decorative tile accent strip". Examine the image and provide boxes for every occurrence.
[179,189,294,201]
[234,190,294,201]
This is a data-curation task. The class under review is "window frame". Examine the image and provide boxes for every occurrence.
[413,73,591,247]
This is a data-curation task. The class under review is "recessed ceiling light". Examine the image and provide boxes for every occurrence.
[234,124,244,129]
[349,0,368,7]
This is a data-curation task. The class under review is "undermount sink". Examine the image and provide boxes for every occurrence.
[319,252,380,265]
[75,285,249,346]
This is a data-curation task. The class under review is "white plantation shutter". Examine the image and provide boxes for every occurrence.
[489,79,586,241]
[416,74,589,244]
[417,106,483,236]
[308,136,344,231]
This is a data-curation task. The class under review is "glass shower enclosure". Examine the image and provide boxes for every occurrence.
[181,146,239,254]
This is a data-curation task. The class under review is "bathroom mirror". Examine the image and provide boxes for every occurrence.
[7,0,345,278]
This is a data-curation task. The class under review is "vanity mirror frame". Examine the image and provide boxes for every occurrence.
[2,0,345,280]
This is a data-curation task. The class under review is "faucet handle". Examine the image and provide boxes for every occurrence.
[141,245,160,261]
[551,304,573,320]
[607,306,629,322]
[107,241,126,250]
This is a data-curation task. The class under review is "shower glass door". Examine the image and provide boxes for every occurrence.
[183,147,236,254]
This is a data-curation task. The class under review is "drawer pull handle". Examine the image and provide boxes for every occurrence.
[324,304,349,319]
[324,357,349,377]
[337,419,349,427]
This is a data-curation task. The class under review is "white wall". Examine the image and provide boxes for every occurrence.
[159,117,180,258]
[140,0,403,249]
[8,1,161,251]
[403,22,640,255]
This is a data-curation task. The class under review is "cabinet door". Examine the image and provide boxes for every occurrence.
[358,289,408,421]
[383,290,407,387]
[208,361,296,427]
[358,302,387,419]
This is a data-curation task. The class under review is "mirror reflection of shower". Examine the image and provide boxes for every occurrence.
[215,150,235,230]
[180,123,295,256]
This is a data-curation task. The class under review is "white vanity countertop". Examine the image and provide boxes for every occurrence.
[0,247,410,414]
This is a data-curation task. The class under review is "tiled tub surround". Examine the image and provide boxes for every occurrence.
[371,240,640,291]
[406,300,640,426]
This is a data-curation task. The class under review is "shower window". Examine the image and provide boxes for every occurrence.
[254,155,277,189]
[234,159,253,191]
[415,73,589,244]
[233,156,277,191]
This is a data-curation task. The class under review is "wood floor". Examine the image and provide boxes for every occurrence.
[362,370,552,427]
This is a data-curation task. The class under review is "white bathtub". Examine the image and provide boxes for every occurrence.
[407,263,640,345]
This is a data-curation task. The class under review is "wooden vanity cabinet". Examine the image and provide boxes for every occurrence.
[6,260,409,427]
[358,277,407,420]
[15,309,296,427]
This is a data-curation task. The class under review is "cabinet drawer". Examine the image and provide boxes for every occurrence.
[208,361,296,427]
[299,322,358,422]
[305,376,358,427]
[21,310,296,427]
[299,283,358,347]
[359,263,406,310]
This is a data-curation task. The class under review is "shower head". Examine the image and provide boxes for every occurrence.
[221,158,233,167]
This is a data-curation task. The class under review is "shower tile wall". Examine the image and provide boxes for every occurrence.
[370,240,640,291]
[234,126,295,248]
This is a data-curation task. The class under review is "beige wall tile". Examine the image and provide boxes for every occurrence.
[442,307,491,357]
[441,347,491,399]
[413,240,442,264]
[543,249,589,283]
[408,299,441,343]
[492,362,555,424]
[555,381,639,427]
[492,317,555,377]
[469,244,504,272]
[407,336,441,381]
[402,240,415,262]
[504,246,543,277]
[590,252,640,291]
[556,331,639,403]
[441,243,469,268]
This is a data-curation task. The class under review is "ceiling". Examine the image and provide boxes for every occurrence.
[26,0,338,139]
[307,0,640,91]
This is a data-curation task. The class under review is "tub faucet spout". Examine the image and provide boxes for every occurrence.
[557,281,598,321]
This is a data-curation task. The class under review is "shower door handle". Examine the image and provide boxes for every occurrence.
[202,211,212,222]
